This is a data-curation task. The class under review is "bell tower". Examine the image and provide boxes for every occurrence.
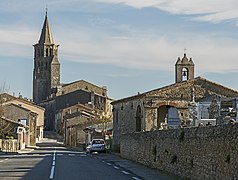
[175,53,194,83]
[33,11,60,103]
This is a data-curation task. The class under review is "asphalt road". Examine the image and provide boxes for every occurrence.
[0,133,179,180]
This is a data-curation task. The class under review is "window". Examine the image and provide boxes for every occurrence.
[182,67,188,81]
[46,48,49,57]
[135,105,142,131]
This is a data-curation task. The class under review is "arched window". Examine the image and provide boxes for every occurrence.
[182,67,188,81]
[46,48,49,57]
[135,105,142,132]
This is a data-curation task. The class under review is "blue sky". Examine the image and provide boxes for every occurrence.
[0,0,238,100]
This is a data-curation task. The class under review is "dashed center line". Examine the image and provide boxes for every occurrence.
[49,148,56,179]
[113,166,119,169]
[68,154,75,156]
[106,163,112,166]
[132,177,142,180]
[121,170,130,175]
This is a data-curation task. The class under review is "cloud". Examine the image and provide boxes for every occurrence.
[0,1,237,75]
[94,0,238,23]
[56,25,238,73]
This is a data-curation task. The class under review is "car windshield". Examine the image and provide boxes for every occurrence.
[92,140,104,144]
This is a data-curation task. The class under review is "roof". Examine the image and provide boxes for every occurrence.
[112,76,238,104]
[5,103,32,112]
[38,13,54,44]
[0,93,45,111]
[2,116,29,128]
[62,79,106,91]
[176,53,194,65]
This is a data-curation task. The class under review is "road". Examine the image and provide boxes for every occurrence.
[0,132,179,180]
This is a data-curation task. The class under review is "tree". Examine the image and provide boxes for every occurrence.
[0,82,10,139]
[93,100,113,138]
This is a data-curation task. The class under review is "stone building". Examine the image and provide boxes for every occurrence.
[33,12,113,139]
[112,53,238,151]
[0,93,45,146]
[33,12,60,104]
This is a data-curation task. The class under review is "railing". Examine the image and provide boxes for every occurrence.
[0,139,18,153]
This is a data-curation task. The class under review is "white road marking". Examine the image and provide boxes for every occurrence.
[121,171,130,175]
[49,166,55,179]
[113,166,119,169]
[49,148,56,179]
[0,160,3,163]
[57,154,63,156]
[132,177,142,180]
[106,163,112,166]
[68,154,75,156]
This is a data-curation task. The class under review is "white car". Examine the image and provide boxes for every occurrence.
[86,139,106,153]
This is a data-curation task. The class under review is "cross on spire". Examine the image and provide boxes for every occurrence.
[46,5,48,15]
[184,48,187,54]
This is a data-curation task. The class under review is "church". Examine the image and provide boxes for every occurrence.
[111,53,238,151]
[32,11,113,147]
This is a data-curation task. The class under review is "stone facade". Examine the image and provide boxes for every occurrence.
[112,77,238,152]
[120,123,238,179]
[33,13,60,104]
[40,89,110,130]
[175,53,194,83]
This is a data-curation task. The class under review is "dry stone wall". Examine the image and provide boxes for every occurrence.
[120,123,238,179]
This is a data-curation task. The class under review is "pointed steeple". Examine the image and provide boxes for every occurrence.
[39,12,54,44]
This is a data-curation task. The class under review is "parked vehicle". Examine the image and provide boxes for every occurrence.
[86,139,106,153]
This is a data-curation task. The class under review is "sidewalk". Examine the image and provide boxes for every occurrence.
[0,146,37,155]
[17,146,37,154]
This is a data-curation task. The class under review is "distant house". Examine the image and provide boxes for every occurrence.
[1,93,45,145]
[111,54,238,151]
[0,116,28,151]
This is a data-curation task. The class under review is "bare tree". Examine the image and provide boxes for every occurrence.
[0,82,10,139]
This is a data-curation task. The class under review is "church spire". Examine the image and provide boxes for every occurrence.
[39,12,54,44]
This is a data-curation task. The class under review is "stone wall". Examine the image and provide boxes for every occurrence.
[120,123,238,179]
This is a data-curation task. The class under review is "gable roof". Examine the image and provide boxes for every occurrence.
[61,79,107,97]
[62,79,105,90]
[0,93,45,111]
[112,77,238,104]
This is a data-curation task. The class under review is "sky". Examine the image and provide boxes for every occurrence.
[0,0,238,100]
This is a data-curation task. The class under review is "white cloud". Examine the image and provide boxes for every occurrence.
[0,1,237,75]
[95,0,238,23]
[1,22,237,74]
[56,26,238,73]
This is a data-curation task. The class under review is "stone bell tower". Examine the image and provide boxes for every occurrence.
[175,53,194,83]
[33,12,60,103]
